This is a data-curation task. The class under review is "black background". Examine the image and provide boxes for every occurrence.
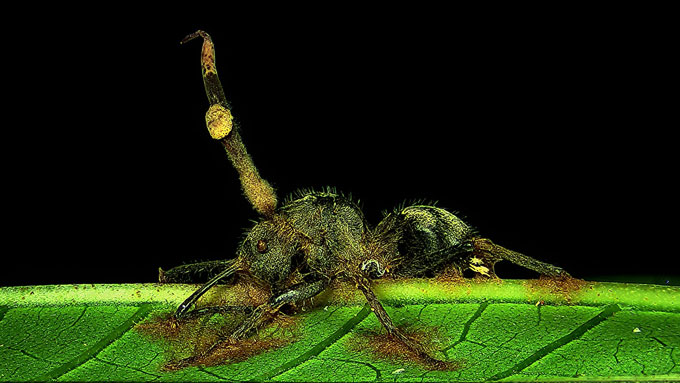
[1,8,675,287]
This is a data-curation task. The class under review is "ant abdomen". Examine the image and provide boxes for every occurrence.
[382,206,475,277]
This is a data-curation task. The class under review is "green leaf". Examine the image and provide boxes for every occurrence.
[0,280,678,382]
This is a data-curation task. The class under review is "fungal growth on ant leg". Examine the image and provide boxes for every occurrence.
[163,30,572,367]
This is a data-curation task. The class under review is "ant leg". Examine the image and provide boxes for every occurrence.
[471,237,570,277]
[182,305,253,319]
[181,281,327,360]
[229,279,328,340]
[159,260,236,284]
[355,277,445,366]
[227,304,278,340]
[174,259,242,318]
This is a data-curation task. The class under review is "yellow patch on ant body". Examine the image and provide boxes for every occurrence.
[470,265,490,277]
[468,256,491,276]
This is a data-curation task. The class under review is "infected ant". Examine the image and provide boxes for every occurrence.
[162,30,571,365]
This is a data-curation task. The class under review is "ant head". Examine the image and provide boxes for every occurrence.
[238,217,298,286]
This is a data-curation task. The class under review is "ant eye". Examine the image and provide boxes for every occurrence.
[256,239,268,253]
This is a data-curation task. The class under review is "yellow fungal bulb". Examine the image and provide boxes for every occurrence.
[205,104,233,139]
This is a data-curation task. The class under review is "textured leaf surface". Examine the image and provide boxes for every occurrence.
[0,280,678,382]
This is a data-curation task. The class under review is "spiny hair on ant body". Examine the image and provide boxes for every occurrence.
[164,30,572,366]
[284,186,358,205]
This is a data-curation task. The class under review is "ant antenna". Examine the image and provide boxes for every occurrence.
[182,30,278,217]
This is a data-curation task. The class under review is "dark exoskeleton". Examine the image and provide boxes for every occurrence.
[164,31,570,365]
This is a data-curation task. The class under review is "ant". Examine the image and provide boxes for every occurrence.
[162,30,571,366]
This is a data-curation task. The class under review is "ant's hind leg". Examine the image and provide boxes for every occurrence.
[355,277,445,366]
[471,237,570,278]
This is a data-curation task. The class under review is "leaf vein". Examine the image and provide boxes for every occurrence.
[198,366,234,381]
[5,346,53,364]
[93,356,161,379]
[487,304,621,381]
[252,303,372,381]
[33,304,155,381]
[54,306,88,341]
[442,302,488,356]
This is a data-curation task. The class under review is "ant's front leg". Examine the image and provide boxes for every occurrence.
[354,276,445,367]
[191,279,328,361]
[229,279,328,340]
[175,259,242,318]
[159,260,236,284]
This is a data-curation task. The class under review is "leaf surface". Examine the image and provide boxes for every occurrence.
[0,280,678,382]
